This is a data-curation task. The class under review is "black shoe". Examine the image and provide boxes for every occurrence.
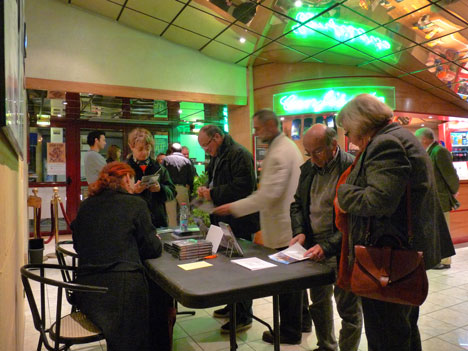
[220,320,252,334]
[433,263,451,270]
[262,330,301,345]
[302,325,312,333]
[213,306,230,318]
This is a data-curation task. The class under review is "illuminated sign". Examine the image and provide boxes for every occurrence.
[284,9,399,63]
[273,87,396,115]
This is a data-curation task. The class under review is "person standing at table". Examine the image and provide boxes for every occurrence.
[84,130,107,184]
[197,124,260,333]
[290,124,363,351]
[182,145,198,177]
[127,127,176,228]
[163,143,195,227]
[415,127,459,269]
[213,109,308,344]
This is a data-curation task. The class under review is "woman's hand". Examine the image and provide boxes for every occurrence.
[133,181,147,194]
[148,182,161,193]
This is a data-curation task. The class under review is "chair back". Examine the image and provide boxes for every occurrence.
[56,240,79,308]
[21,263,107,351]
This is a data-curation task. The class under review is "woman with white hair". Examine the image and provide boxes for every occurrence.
[335,94,454,351]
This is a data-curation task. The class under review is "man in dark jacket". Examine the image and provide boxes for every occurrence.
[415,127,459,269]
[197,124,260,333]
[290,125,362,351]
[163,143,195,227]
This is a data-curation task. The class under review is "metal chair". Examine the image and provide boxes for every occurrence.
[21,263,108,351]
[56,240,79,310]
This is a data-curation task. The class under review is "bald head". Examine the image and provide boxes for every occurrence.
[303,124,337,168]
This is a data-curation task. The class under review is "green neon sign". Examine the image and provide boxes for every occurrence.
[273,87,396,116]
[284,9,400,63]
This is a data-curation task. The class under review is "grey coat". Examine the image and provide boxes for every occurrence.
[337,123,455,269]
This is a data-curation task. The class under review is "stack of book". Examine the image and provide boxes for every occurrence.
[164,239,213,260]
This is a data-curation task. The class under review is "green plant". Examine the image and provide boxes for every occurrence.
[190,171,211,227]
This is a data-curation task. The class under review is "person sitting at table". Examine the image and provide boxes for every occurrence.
[126,127,176,228]
[72,162,174,351]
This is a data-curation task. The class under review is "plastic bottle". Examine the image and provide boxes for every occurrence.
[179,203,189,232]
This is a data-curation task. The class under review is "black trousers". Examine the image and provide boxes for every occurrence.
[361,297,421,351]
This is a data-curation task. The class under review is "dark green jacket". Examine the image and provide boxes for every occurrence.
[427,142,460,212]
[337,123,455,269]
[290,148,354,257]
[207,134,260,238]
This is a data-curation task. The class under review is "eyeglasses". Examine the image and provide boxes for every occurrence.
[200,136,215,150]
[305,147,326,157]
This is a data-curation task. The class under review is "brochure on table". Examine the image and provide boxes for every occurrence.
[268,242,309,264]
[231,257,277,271]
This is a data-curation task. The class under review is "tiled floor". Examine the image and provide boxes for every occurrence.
[23,237,468,350]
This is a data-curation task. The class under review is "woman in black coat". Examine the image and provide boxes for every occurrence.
[72,162,170,351]
[335,94,455,351]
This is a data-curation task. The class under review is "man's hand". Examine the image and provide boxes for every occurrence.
[133,181,147,194]
[304,244,325,262]
[289,233,306,247]
[198,186,207,198]
[213,203,232,216]
[198,187,212,201]
[148,182,161,193]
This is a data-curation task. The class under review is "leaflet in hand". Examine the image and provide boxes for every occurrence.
[190,198,215,214]
[268,242,309,264]
[141,172,160,186]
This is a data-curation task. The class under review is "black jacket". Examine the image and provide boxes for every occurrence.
[162,152,194,191]
[290,149,354,257]
[127,157,176,228]
[207,134,260,238]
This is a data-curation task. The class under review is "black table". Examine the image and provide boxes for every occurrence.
[145,236,335,350]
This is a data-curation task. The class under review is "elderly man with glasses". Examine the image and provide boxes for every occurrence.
[197,124,260,334]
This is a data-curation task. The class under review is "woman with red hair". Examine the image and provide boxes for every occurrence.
[72,162,171,351]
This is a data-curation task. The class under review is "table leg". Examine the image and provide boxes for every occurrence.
[229,303,238,351]
[273,295,280,351]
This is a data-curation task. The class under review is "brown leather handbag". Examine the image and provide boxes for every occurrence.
[349,184,429,306]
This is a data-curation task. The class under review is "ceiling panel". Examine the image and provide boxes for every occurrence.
[126,0,185,23]
[361,61,407,77]
[163,26,210,51]
[201,41,249,65]
[313,44,376,66]
[255,42,309,64]
[70,0,122,20]
[173,5,231,38]
[215,27,262,54]
[118,8,168,36]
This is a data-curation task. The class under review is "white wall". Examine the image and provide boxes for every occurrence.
[25,0,247,98]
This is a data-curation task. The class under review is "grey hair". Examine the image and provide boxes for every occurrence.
[415,127,434,141]
[336,94,393,138]
[170,143,182,153]
[253,109,279,127]
[324,127,337,147]
[200,125,224,138]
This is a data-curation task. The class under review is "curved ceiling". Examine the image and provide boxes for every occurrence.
[58,0,468,111]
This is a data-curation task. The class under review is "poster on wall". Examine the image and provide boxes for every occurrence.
[1,0,26,159]
[47,143,66,175]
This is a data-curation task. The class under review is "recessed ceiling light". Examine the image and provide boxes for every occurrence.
[421,124,425,126]
[428,116,433,119]
[239,37,246,44]
[280,117,285,121]
[57,114,62,118]
[294,0,302,7]
[178,109,182,114]
[62,101,67,105]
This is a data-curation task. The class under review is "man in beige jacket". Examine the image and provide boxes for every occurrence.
[214,109,308,344]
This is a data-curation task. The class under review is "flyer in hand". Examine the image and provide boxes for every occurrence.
[268,242,309,264]
[141,169,161,186]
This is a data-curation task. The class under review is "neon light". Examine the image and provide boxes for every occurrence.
[273,87,396,115]
[291,12,391,52]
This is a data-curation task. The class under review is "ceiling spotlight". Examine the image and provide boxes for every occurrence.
[294,0,303,7]
[57,114,62,118]
[239,37,246,44]
[178,109,182,114]
[428,116,433,119]
[62,101,68,105]
[421,124,425,126]
[280,117,285,121]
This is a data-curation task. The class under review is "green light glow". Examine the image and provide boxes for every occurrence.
[284,9,400,63]
[291,12,390,52]
[273,87,396,115]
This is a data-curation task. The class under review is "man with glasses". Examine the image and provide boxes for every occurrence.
[289,124,362,351]
[197,124,260,333]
